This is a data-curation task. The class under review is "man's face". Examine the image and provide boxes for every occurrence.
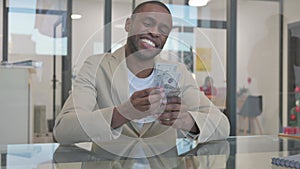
[125,4,172,60]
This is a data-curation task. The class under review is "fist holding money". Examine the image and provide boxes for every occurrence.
[130,63,182,124]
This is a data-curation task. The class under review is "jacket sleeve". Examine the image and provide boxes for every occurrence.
[53,55,118,144]
[178,64,230,143]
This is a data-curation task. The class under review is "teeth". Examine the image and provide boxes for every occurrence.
[141,39,155,47]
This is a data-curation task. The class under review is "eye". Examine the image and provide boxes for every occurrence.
[142,17,155,27]
[159,29,168,36]
[143,22,151,27]
[159,26,170,36]
[143,20,153,27]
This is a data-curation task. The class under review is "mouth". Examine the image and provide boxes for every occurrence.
[140,38,157,49]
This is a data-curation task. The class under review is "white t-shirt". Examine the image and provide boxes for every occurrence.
[128,69,156,131]
[128,69,155,96]
[127,69,155,168]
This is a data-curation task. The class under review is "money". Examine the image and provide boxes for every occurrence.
[132,63,182,124]
[154,63,181,97]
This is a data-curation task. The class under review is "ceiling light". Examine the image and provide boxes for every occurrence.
[188,0,210,7]
[71,14,82,20]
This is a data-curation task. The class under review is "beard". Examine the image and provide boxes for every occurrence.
[133,48,162,61]
[126,35,164,61]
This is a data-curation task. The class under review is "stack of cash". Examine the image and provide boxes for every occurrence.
[154,63,181,97]
[133,63,181,124]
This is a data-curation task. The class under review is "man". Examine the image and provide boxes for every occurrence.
[54,1,230,157]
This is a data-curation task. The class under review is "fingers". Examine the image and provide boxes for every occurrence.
[159,111,179,120]
[158,103,192,129]
[160,119,176,126]
[163,104,181,112]
[167,96,181,104]
[164,112,196,132]
[130,87,166,113]
[158,111,193,130]
[158,97,182,123]
[158,111,179,126]
[132,88,164,104]
[138,99,164,112]
[149,92,166,104]
[132,87,162,98]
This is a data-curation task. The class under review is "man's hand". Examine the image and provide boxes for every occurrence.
[130,87,166,115]
[158,96,199,134]
[112,87,166,128]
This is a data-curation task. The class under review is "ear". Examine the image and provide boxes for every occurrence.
[125,18,131,32]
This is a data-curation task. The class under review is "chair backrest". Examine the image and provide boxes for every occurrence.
[239,95,263,117]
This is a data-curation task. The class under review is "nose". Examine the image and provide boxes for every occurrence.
[148,26,160,37]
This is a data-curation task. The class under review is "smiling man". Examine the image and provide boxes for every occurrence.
[54,1,230,156]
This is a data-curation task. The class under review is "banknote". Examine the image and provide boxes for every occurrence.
[154,63,181,97]
[132,63,182,124]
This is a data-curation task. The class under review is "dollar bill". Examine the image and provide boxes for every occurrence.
[132,63,182,124]
[154,63,181,97]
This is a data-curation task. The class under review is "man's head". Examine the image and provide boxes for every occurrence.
[125,1,173,60]
[132,1,171,15]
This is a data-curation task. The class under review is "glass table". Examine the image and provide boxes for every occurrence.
[1,135,300,169]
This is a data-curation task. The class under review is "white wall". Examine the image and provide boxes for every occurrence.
[72,0,104,75]
[237,1,279,134]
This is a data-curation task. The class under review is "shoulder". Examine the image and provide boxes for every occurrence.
[84,53,112,65]
[84,46,125,65]
[75,53,113,79]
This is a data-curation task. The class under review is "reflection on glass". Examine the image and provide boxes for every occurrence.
[52,139,230,169]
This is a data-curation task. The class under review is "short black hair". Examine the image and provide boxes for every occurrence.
[132,1,171,15]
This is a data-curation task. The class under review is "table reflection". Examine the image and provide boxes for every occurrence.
[52,139,230,169]
[4,136,300,169]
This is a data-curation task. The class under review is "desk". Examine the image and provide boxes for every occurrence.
[1,135,300,169]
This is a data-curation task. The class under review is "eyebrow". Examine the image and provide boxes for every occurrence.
[144,16,172,30]
[144,16,156,23]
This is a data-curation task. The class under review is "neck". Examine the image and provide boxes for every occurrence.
[125,46,155,78]
[126,57,155,78]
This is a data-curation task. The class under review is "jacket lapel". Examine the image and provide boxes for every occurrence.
[139,123,154,137]
[108,47,130,105]
[129,122,154,137]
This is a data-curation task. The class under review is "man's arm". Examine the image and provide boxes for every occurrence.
[54,55,117,144]
[53,91,120,144]
[180,64,230,142]
[111,108,129,129]
[158,63,230,142]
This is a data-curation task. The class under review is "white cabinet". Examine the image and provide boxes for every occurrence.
[0,67,33,144]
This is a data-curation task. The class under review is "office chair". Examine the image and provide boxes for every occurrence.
[237,95,263,135]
